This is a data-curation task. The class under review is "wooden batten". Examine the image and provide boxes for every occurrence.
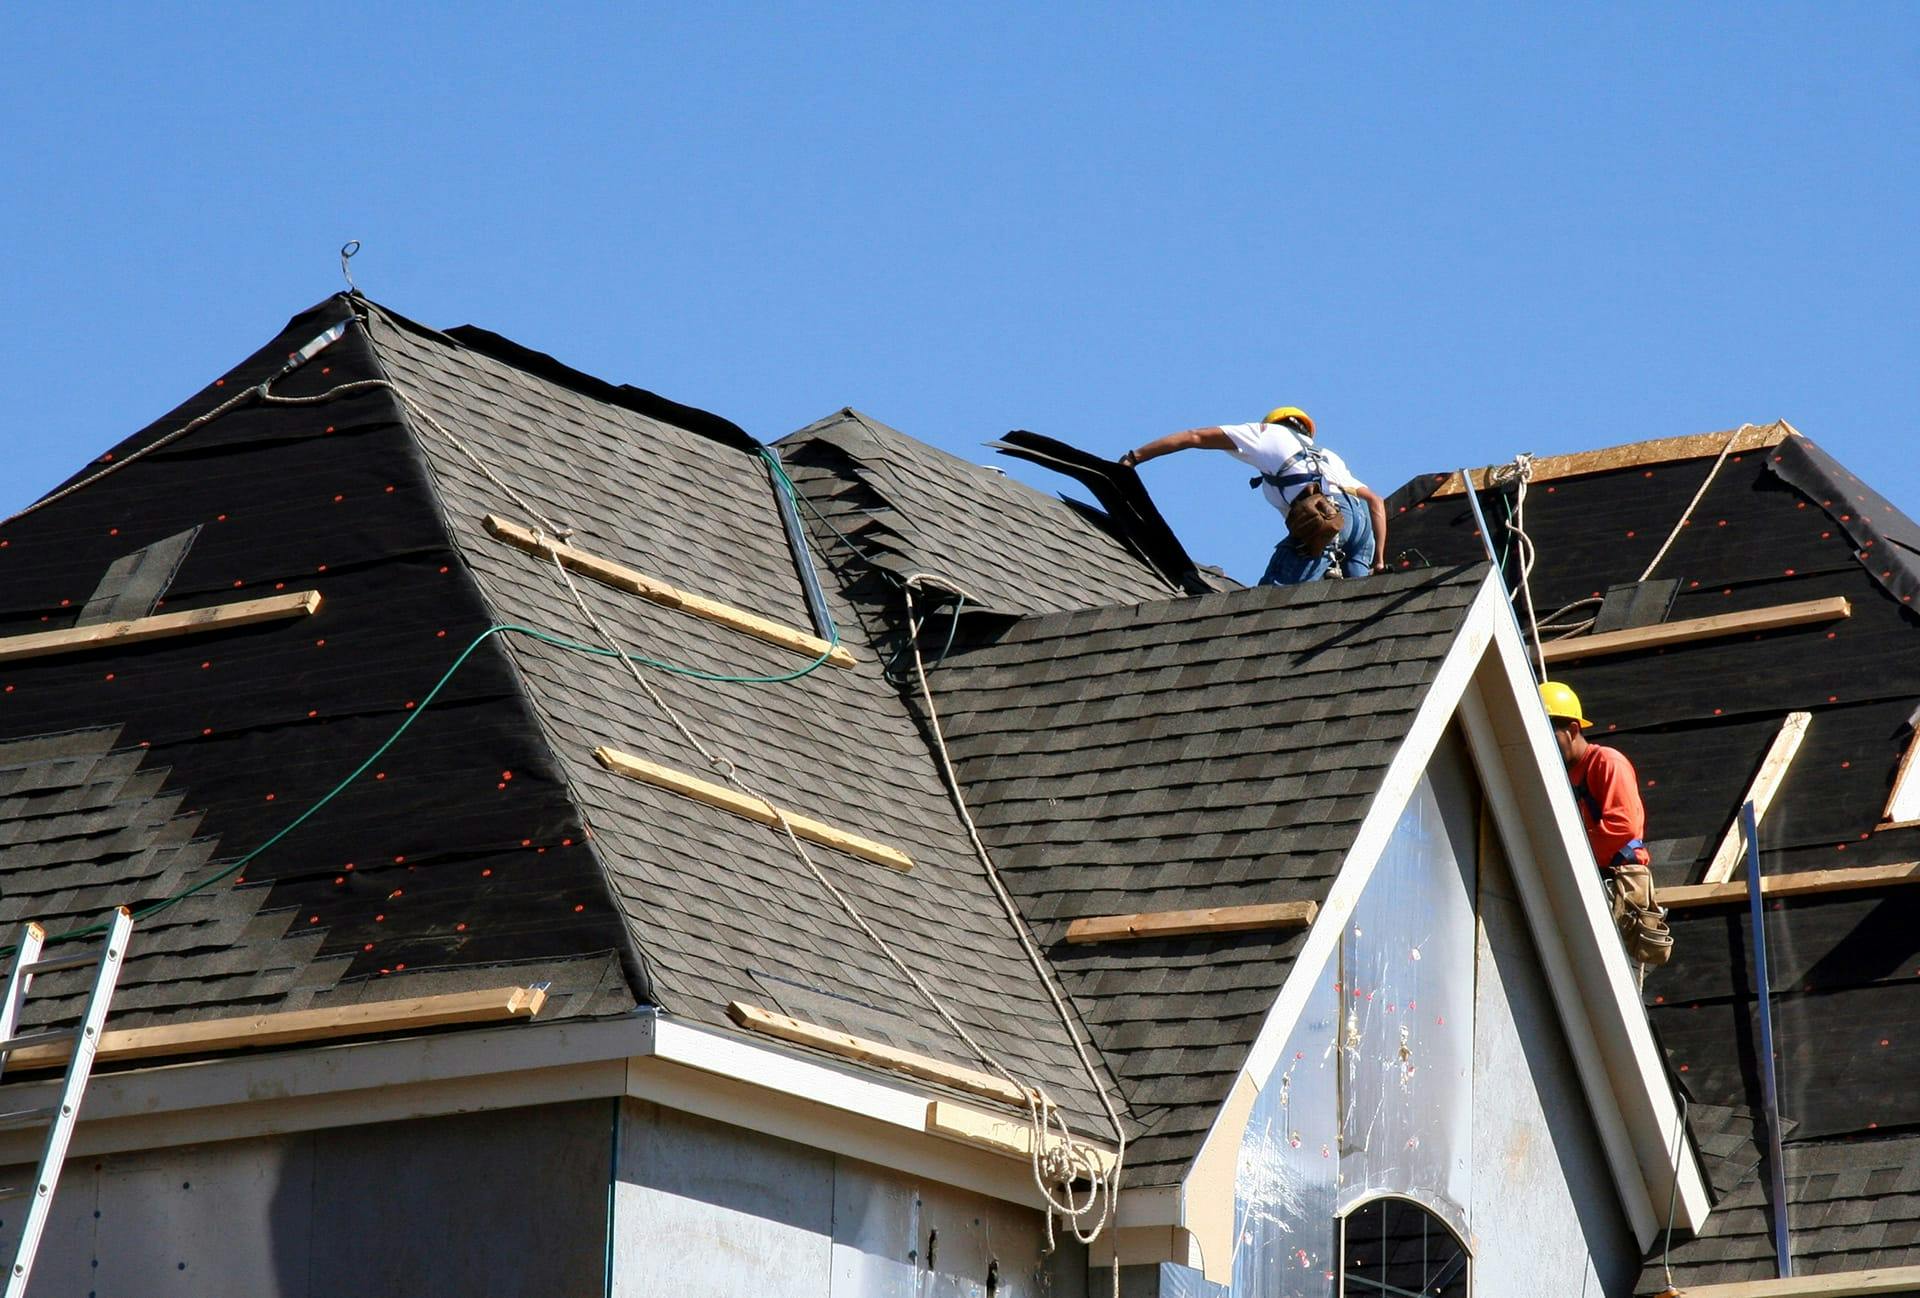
[728,1002,1035,1108]
[925,1100,1117,1176]
[0,590,323,664]
[1435,423,1789,498]
[1662,862,1920,910]
[1670,1260,1920,1296]
[594,746,913,871]
[1065,901,1319,945]
[483,515,855,668]
[1540,596,1850,665]
[4,985,546,1073]
[1700,712,1812,885]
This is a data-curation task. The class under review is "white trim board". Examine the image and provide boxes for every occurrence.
[0,1007,1174,1227]
[1177,573,1708,1283]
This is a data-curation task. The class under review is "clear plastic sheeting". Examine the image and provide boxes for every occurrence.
[1232,767,1479,1296]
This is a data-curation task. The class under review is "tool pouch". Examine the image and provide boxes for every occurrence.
[1286,484,1344,558]
[1608,868,1673,967]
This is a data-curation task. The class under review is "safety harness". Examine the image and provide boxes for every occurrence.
[1250,446,1345,559]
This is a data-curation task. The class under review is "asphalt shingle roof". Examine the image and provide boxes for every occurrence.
[923,566,1488,1180]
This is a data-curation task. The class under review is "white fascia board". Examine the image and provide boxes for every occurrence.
[1462,610,1711,1238]
[0,1007,1169,1227]
[0,1013,651,1165]
[639,1016,1173,1223]
[1187,574,1503,1213]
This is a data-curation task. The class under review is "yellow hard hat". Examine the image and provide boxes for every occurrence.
[1262,406,1315,437]
[1539,681,1592,729]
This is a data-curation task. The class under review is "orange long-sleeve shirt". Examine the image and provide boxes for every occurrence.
[1569,744,1651,870]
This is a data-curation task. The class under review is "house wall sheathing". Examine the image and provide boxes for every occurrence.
[1223,734,1637,1297]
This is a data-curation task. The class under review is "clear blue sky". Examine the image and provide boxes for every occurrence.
[5,5,1915,583]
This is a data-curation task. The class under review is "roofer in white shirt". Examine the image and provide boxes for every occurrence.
[1119,407,1389,586]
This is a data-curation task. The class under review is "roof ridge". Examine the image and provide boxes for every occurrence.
[1435,420,1792,498]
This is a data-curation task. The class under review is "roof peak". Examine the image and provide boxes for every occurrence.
[1437,420,1795,498]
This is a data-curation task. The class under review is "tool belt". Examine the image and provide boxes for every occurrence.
[1251,458,1346,559]
[1606,865,1673,967]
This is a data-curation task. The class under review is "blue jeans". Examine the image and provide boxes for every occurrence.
[1258,492,1376,586]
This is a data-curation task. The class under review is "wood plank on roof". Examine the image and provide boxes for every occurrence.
[1667,1260,1920,1296]
[0,590,322,664]
[1064,901,1318,944]
[593,746,912,871]
[1540,596,1850,664]
[1434,422,1790,498]
[1700,712,1812,884]
[924,1100,1117,1174]
[1661,861,1920,910]
[5,984,545,1071]
[728,1001,1034,1107]
[483,514,856,668]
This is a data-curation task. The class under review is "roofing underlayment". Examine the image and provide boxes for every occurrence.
[1388,429,1920,1288]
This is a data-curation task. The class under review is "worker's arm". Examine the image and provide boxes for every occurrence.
[1119,427,1234,467]
[1583,747,1649,866]
[1351,483,1389,572]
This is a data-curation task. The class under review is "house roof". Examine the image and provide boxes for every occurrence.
[3,294,1255,1142]
[1384,425,1920,1285]
[922,566,1487,1182]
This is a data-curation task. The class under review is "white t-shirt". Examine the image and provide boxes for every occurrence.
[1219,422,1366,514]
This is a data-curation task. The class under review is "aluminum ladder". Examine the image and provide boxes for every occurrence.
[0,908,132,1298]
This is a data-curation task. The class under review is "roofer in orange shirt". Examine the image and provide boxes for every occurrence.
[1541,681,1671,967]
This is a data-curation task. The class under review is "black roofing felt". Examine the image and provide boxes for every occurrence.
[0,297,634,1029]
[1385,432,1920,1280]
[923,566,1488,1181]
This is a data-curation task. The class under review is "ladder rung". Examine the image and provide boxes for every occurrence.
[19,950,101,976]
[0,1029,71,1055]
[0,1108,51,1133]
[0,1185,34,1202]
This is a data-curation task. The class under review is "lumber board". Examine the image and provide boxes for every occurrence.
[1539,596,1850,664]
[728,1002,1035,1107]
[924,1100,1117,1176]
[1672,1261,1920,1296]
[1661,862,1920,910]
[594,746,913,871]
[1064,901,1319,945]
[1700,712,1812,884]
[1434,422,1789,498]
[1882,726,1920,826]
[5,985,545,1073]
[483,515,856,668]
[0,590,323,664]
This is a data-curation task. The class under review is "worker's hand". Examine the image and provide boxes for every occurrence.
[1118,449,1141,468]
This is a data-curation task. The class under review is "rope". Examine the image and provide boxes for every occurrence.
[1638,424,1753,584]
[12,310,1123,1258]
[5,320,358,529]
[901,577,1127,1254]
[1488,453,1547,681]
[542,536,1120,1248]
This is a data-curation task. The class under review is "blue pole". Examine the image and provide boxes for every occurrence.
[1743,799,1793,1278]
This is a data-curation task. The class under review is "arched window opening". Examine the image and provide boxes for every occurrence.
[1339,1197,1469,1297]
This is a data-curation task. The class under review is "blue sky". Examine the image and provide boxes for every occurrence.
[5,5,1915,583]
